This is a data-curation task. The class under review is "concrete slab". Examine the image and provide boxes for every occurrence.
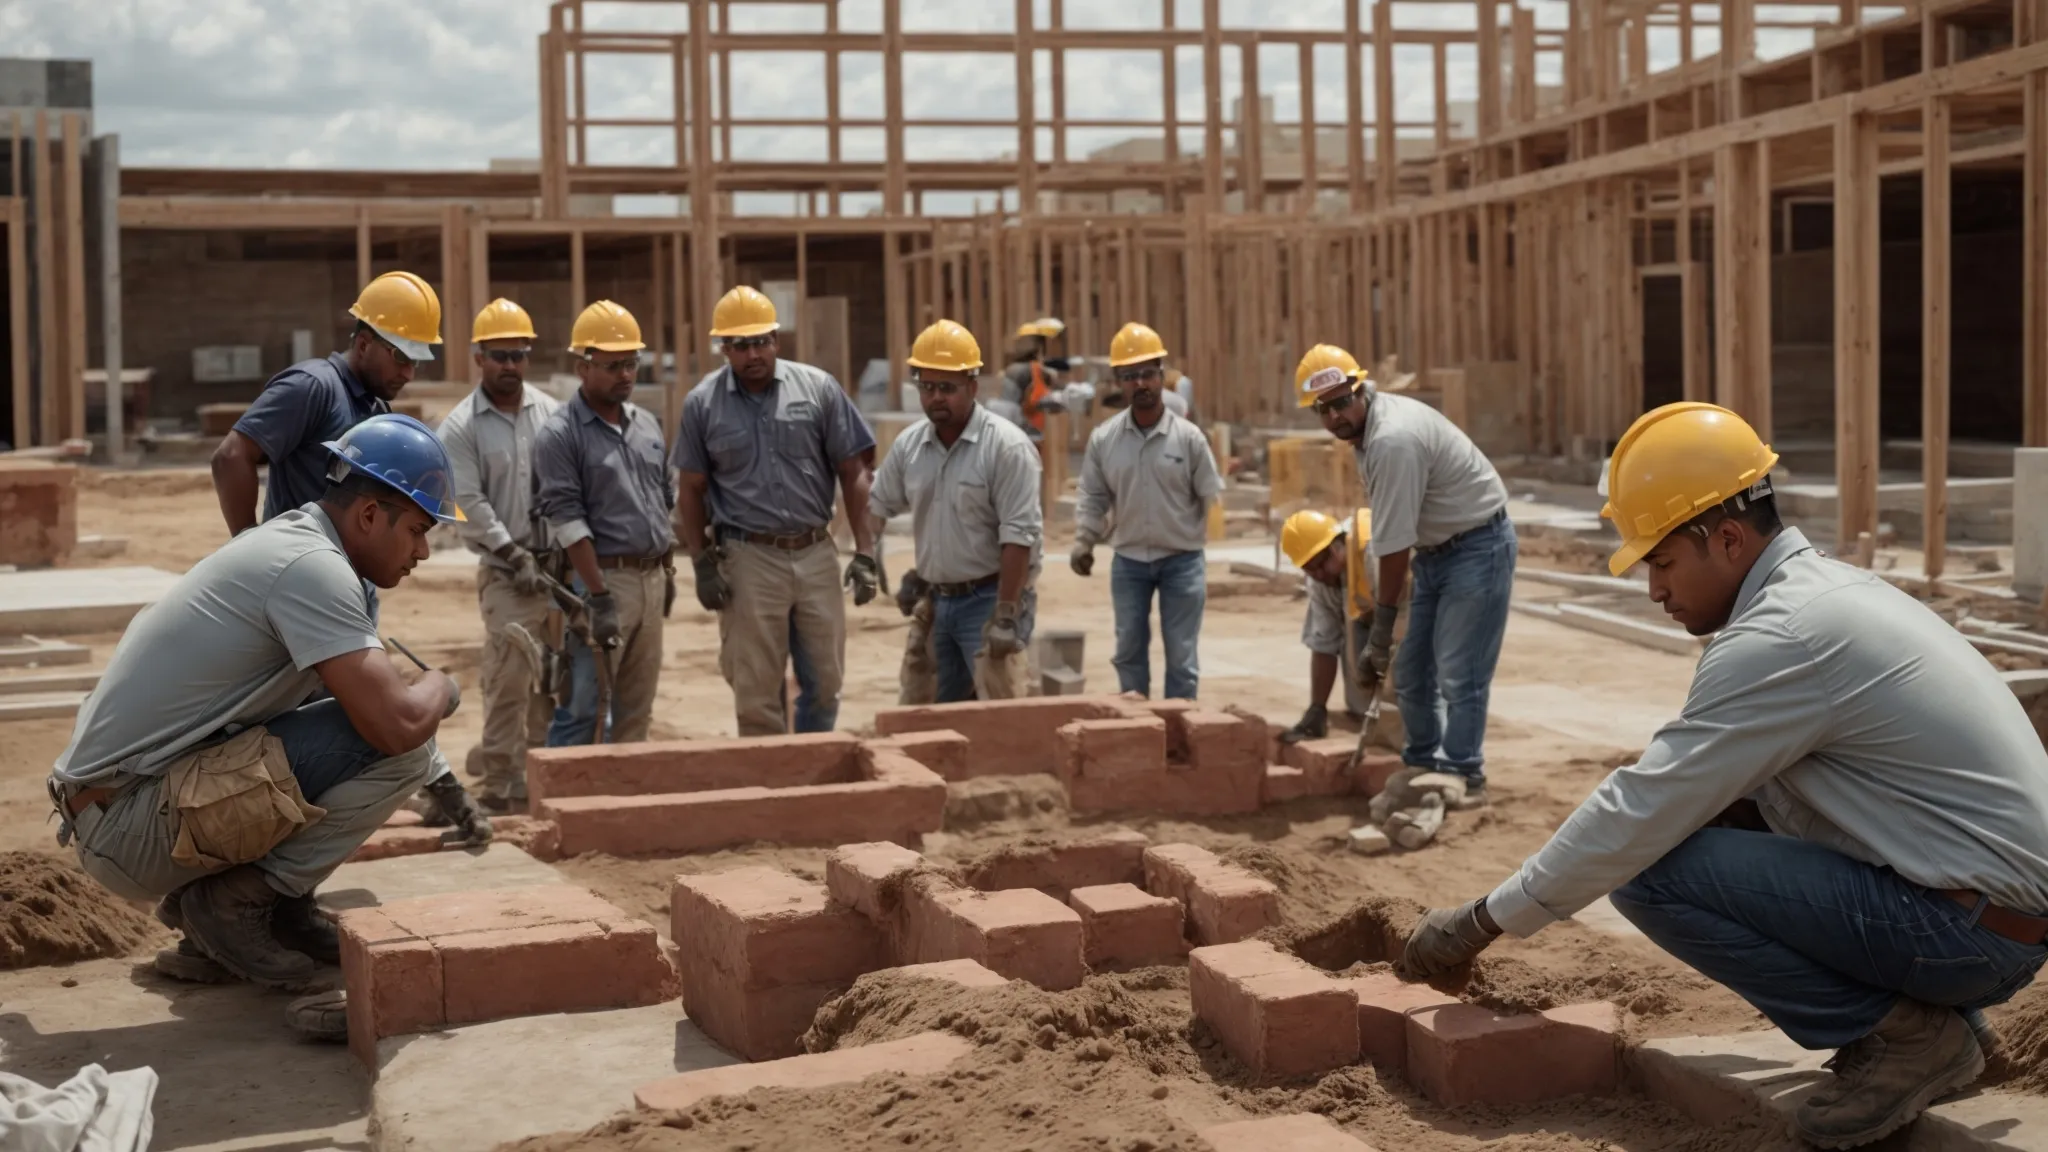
[1488,682,1680,751]
[0,636,91,667]
[0,669,99,694]
[370,1002,737,1152]
[321,841,567,912]
[0,565,181,635]
[1633,1029,2048,1150]
[0,691,87,721]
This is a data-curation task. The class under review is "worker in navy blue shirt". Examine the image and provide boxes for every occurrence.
[211,271,444,536]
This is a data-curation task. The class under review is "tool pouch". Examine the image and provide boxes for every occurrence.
[165,727,326,869]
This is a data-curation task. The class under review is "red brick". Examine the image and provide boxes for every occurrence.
[1174,711,1267,815]
[1221,704,1285,764]
[634,1031,972,1111]
[863,730,970,780]
[1143,843,1280,945]
[527,733,861,805]
[1262,764,1308,805]
[1131,698,1200,757]
[1069,883,1186,969]
[1344,971,1460,1077]
[0,462,77,568]
[1280,738,1361,797]
[1353,753,1404,799]
[906,882,1086,991]
[1190,941,1359,1082]
[540,769,946,857]
[1199,1113,1381,1151]
[492,815,562,862]
[825,841,928,921]
[1404,1001,1620,1106]
[345,815,561,864]
[440,919,674,1025]
[347,826,446,862]
[337,908,441,1072]
[874,697,1134,779]
[956,828,1149,897]
[893,959,1009,989]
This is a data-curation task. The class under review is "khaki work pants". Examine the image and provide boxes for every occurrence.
[719,539,843,737]
[554,566,666,745]
[472,564,555,800]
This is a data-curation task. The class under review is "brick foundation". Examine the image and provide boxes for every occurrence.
[634,1031,973,1111]
[1280,739,1404,798]
[1189,941,1360,1082]
[1142,843,1280,945]
[1405,1001,1621,1106]
[955,828,1149,897]
[873,697,1134,779]
[1344,971,1460,1077]
[1068,883,1187,969]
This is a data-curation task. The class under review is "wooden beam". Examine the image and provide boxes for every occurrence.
[31,111,56,448]
[570,226,587,315]
[1479,0,1502,137]
[1242,42,1263,211]
[1203,0,1225,206]
[1834,109,1880,548]
[1374,0,1397,208]
[1922,93,1951,579]
[8,113,26,451]
[1345,0,1366,207]
[1298,40,1317,214]
[1713,140,1771,436]
[1016,0,1038,214]
[689,0,719,350]
[2027,70,2048,445]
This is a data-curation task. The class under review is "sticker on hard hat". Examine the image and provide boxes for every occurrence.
[1304,366,1350,394]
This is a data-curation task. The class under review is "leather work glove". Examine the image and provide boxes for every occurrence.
[1278,703,1328,745]
[493,543,548,596]
[1070,541,1096,577]
[588,591,621,648]
[693,549,732,612]
[1395,898,1502,980]
[845,553,881,607]
[984,601,1023,659]
[897,569,930,618]
[1358,603,1400,690]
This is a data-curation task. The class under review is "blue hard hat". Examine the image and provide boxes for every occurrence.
[322,413,466,524]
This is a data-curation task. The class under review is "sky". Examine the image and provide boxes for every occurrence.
[4,0,1825,175]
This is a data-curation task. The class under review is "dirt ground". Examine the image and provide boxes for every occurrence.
[2,467,2039,1150]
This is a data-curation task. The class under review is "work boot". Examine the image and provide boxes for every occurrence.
[286,989,350,1044]
[423,775,494,846]
[476,791,527,817]
[153,937,233,984]
[1278,704,1328,745]
[273,894,341,965]
[1795,999,1984,1149]
[177,865,320,991]
[1454,784,1490,811]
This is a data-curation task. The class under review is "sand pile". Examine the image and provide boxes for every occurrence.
[0,851,162,969]
[1985,982,2048,1093]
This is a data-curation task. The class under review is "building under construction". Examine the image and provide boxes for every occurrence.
[2,0,2045,577]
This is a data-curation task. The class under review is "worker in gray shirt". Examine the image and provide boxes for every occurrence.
[435,298,558,811]
[872,320,1043,704]
[675,286,879,737]
[533,301,676,747]
[1399,403,2048,1149]
[1307,358,1512,804]
[1073,322,1223,701]
[49,414,466,1005]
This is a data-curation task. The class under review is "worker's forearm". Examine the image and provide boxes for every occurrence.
[996,544,1030,604]
[211,452,261,537]
[565,539,606,596]
[677,486,712,559]
[1309,651,1338,709]
[1376,549,1412,608]
[842,468,876,554]
[349,670,453,757]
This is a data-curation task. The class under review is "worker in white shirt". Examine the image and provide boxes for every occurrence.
[1398,402,2048,1150]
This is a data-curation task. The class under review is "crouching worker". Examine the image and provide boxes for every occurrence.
[47,413,468,1010]
[1277,508,1375,743]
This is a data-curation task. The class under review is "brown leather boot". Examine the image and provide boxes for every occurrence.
[178,865,319,991]
[1795,999,1984,1148]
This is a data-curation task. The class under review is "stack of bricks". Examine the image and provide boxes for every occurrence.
[1189,941,1621,1099]
[1269,738,1405,804]
[526,732,947,857]
[1053,699,1269,817]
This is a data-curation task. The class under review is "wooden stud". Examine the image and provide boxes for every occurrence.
[31,111,56,447]
[1017,0,1038,214]
[8,113,27,449]
[1345,0,1366,208]
[1298,40,1317,214]
[1923,93,1951,579]
[1374,0,1397,208]
[1834,110,1880,548]
[1479,0,1501,137]
[2027,71,2048,445]
[1203,0,1225,207]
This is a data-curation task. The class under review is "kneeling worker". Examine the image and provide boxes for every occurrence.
[873,320,1043,703]
[49,413,467,992]
[1276,507,1373,744]
[1400,402,2048,1149]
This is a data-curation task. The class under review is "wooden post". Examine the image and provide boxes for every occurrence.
[1713,141,1770,439]
[440,205,472,383]
[1834,111,1880,549]
[1242,42,1263,212]
[1202,0,1225,207]
[2026,71,2048,445]
[1298,41,1317,214]
[9,113,28,450]
[570,227,586,315]
[689,0,719,351]
[1345,0,1366,209]
[1923,94,1952,579]
[795,230,810,363]
[1016,0,1038,214]
[1373,0,1396,208]
[60,112,87,442]
[32,111,56,447]
[1478,0,1501,138]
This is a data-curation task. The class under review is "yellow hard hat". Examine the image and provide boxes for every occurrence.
[1015,317,1066,339]
[1280,510,1343,569]
[1294,344,1364,408]
[348,271,443,361]
[710,286,779,338]
[568,300,646,353]
[471,298,537,343]
[908,319,984,373]
[1109,322,1168,367]
[1602,402,1779,576]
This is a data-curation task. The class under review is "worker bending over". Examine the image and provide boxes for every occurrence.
[872,320,1043,704]
[1401,402,2048,1149]
[50,414,465,993]
[435,299,558,812]
[533,301,674,746]
[1277,508,1375,744]
[675,286,878,736]
[1073,323,1222,701]
[1304,346,1512,805]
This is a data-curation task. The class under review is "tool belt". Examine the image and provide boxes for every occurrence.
[1941,889,2048,946]
[1415,509,1509,556]
[929,573,1001,598]
[718,526,830,551]
[596,552,673,571]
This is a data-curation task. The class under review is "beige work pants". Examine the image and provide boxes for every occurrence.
[559,566,667,745]
[472,565,555,800]
[719,539,843,736]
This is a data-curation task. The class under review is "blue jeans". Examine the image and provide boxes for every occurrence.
[546,576,609,748]
[1611,829,2048,1049]
[929,585,1037,703]
[785,620,836,733]
[264,698,388,802]
[1111,551,1206,700]
[1396,514,1516,785]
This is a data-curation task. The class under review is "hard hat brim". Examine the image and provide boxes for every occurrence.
[711,322,780,339]
[906,357,984,373]
[1108,351,1169,368]
[371,325,438,362]
[473,322,539,342]
[575,339,648,354]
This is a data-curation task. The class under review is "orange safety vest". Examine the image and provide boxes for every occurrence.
[1024,360,1050,434]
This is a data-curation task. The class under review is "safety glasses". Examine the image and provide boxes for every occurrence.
[483,348,532,364]
[723,335,776,351]
[1113,365,1163,385]
[1312,386,1361,416]
[584,352,643,375]
[374,335,416,370]
[915,378,967,396]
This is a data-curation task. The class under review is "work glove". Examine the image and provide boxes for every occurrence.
[984,600,1023,659]
[896,569,929,618]
[1395,898,1501,980]
[693,549,733,612]
[1278,703,1328,745]
[845,553,881,607]
[588,591,621,648]
[439,672,463,718]
[493,543,548,596]
[1070,542,1096,577]
[1357,603,1400,690]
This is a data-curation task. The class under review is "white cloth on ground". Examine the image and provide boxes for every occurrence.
[0,1063,157,1152]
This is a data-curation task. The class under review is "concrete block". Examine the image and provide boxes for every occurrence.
[825,841,928,921]
[1199,1113,1380,1151]
[1069,883,1187,969]
[0,462,77,568]
[906,884,1086,991]
[1143,843,1281,945]
[336,884,675,1072]
[874,696,1133,779]
[527,732,861,804]
[1189,941,1360,1082]
[955,828,1149,897]
[634,1031,972,1111]
[1405,1001,1620,1106]
[1262,764,1308,805]
[864,729,970,780]
[1344,971,1459,1076]
[1347,826,1391,855]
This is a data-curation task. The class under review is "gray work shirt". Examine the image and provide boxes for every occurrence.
[870,402,1044,585]
[51,506,382,786]
[533,390,677,560]
[1303,579,1347,656]
[234,353,387,522]
[672,360,875,537]
[1354,390,1508,556]
[436,383,560,567]
[1076,407,1223,561]
[1487,528,2048,936]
